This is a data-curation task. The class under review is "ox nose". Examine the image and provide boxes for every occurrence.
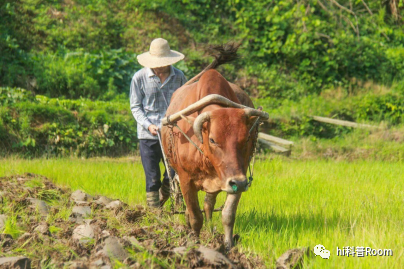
[226,178,248,193]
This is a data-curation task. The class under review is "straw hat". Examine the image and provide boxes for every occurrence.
[137,38,185,68]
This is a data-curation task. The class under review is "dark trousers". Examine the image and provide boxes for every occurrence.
[139,139,175,192]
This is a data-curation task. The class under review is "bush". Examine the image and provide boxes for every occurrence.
[31,49,141,99]
[0,87,138,158]
[1,0,403,100]
[259,86,404,138]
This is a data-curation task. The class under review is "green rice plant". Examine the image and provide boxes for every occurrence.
[48,225,62,235]
[2,214,23,239]
[24,178,44,189]
[0,157,402,268]
[37,189,60,203]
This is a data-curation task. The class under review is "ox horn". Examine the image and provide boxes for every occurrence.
[193,112,211,143]
[162,94,248,126]
[243,108,269,120]
[193,108,268,144]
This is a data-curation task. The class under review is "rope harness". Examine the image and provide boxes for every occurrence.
[157,85,263,213]
[246,116,261,188]
[160,113,262,213]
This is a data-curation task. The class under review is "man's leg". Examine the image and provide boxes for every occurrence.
[160,167,175,207]
[139,139,162,208]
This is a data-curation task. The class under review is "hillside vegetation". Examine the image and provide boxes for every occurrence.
[0,0,403,157]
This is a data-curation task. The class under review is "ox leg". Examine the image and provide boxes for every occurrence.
[184,208,191,228]
[204,192,219,222]
[204,192,219,232]
[181,183,203,237]
[222,193,242,251]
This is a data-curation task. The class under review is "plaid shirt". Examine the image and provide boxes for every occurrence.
[130,66,187,140]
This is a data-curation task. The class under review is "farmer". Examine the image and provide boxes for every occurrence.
[130,38,187,208]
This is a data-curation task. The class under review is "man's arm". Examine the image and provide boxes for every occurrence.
[129,77,153,131]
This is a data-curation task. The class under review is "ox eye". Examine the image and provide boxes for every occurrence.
[209,138,216,144]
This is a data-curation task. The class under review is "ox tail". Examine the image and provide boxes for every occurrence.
[184,41,241,86]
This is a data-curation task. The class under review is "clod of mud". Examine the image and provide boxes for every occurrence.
[129,262,141,268]
[68,213,84,224]
[88,251,112,269]
[72,223,95,242]
[94,196,113,206]
[276,247,309,269]
[74,201,92,206]
[17,233,32,244]
[100,230,110,240]
[72,206,91,217]
[0,192,4,204]
[27,198,49,215]
[33,223,50,236]
[100,237,129,261]
[123,236,141,248]
[124,209,144,223]
[0,234,14,248]
[198,246,236,268]
[0,214,6,230]
[64,259,88,269]
[105,200,124,210]
[71,190,93,202]
[89,258,103,268]
[0,256,31,269]
[172,246,236,268]
[89,258,111,269]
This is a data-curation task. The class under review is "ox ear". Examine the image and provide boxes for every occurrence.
[247,115,261,129]
[180,114,196,125]
[247,115,260,122]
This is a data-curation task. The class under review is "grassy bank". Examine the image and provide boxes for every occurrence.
[1,86,403,160]
[1,157,403,268]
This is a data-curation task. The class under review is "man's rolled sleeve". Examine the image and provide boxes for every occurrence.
[130,77,152,130]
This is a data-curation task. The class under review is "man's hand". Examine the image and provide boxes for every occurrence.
[148,124,158,136]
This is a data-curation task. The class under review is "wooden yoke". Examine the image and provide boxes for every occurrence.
[161,94,248,126]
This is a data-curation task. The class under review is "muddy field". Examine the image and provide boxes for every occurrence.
[0,173,267,269]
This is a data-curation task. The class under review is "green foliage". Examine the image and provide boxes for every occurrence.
[31,49,140,99]
[1,0,403,100]
[48,226,62,235]
[146,0,404,99]
[259,84,404,138]
[0,87,138,158]
[0,87,36,105]
[2,215,23,239]
[0,0,403,157]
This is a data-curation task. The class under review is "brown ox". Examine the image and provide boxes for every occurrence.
[161,69,268,250]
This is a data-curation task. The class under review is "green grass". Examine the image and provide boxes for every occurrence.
[0,157,403,268]
[287,126,404,162]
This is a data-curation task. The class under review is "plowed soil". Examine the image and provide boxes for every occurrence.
[0,173,265,269]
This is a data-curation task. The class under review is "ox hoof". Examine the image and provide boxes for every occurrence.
[224,235,240,253]
[225,244,232,253]
[187,232,200,245]
[233,234,240,244]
